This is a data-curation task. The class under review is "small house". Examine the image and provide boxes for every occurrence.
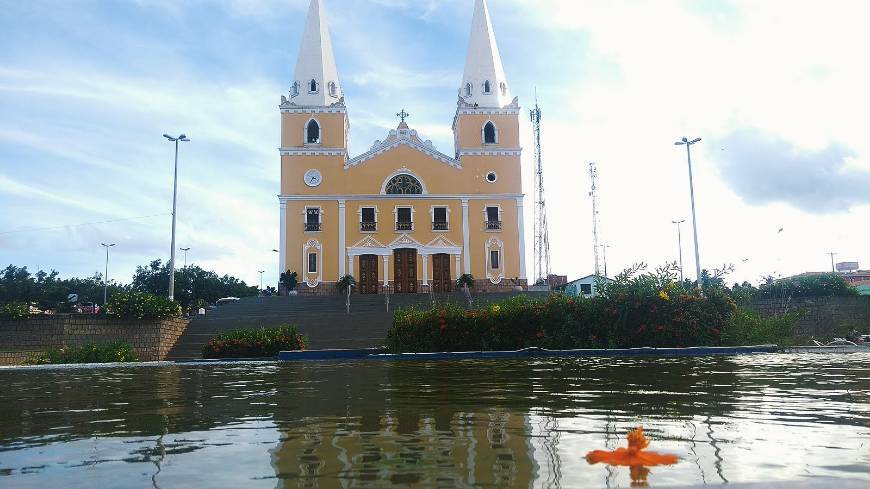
[562,275,613,298]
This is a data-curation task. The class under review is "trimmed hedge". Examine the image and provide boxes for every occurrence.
[28,341,139,365]
[107,291,181,320]
[386,291,737,353]
[203,325,306,359]
[0,302,29,320]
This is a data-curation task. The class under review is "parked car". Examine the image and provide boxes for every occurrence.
[215,297,240,306]
[76,302,100,314]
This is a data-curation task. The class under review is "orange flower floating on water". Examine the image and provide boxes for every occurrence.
[585,426,680,467]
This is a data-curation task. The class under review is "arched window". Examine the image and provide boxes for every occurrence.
[309,79,318,93]
[499,82,507,96]
[328,81,337,97]
[291,81,300,97]
[483,121,497,144]
[306,119,320,144]
[385,174,423,195]
[483,80,491,94]
[464,83,472,97]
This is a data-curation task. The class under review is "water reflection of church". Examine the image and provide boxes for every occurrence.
[270,411,537,487]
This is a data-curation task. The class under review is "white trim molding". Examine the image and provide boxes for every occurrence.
[303,117,322,145]
[516,196,527,280]
[483,204,503,232]
[345,136,460,169]
[279,193,523,202]
[461,199,471,274]
[302,239,323,287]
[458,148,522,157]
[393,205,416,232]
[380,168,429,195]
[279,202,287,279]
[279,147,346,157]
[357,205,379,232]
[429,205,451,232]
[279,106,347,114]
[481,120,499,145]
[485,237,505,284]
[346,234,461,258]
[338,200,346,278]
[456,107,521,116]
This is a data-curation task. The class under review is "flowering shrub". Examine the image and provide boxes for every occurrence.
[107,291,181,320]
[28,341,139,364]
[203,325,305,359]
[0,302,29,320]
[386,275,738,353]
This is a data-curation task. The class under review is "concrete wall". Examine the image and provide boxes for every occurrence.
[751,296,870,337]
[0,315,189,365]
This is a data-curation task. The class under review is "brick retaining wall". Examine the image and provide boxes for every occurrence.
[750,296,870,337]
[0,315,189,365]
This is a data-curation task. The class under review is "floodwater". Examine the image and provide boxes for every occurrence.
[1,354,868,488]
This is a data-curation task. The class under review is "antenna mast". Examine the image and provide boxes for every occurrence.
[530,92,551,285]
[589,162,601,277]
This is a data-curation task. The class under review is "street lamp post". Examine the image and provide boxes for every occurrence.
[163,133,190,301]
[671,219,686,282]
[180,247,191,269]
[258,270,265,295]
[101,243,116,306]
[674,137,702,285]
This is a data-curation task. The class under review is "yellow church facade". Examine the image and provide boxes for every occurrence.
[278,0,527,294]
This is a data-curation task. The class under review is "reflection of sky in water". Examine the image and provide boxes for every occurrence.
[0,354,868,488]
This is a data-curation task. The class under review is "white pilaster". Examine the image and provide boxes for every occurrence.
[347,255,354,278]
[338,199,346,278]
[279,202,287,278]
[461,199,471,274]
[516,196,527,280]
[421,253,429,286]
[382,255,390,286]
[455,254,461,279]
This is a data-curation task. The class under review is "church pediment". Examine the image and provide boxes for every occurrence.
[389,233,424,248]
[345,123,460,170]
[426,236,459,248]
[351,236,386,248]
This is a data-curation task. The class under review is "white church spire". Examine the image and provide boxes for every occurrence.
[290,0,343,107]
[459,0,513,108]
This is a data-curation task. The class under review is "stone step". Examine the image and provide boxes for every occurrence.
[165,291,547,360]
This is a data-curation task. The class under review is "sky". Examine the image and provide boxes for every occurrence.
[1,0,869,288]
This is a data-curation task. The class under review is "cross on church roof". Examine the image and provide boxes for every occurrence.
[396,109,410,123]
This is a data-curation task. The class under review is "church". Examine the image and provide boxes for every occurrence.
[278,0,527,295]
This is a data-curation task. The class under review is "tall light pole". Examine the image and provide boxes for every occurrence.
[672,219,686,282]
[675,137,702,284]
[101,243,116,306]
[258,270,265,294]
[163,133,190,301]
[180,247,191,269]
[828,252,838,273]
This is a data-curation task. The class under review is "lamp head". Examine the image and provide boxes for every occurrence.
[690,137,702,144]
[163,134,174,141]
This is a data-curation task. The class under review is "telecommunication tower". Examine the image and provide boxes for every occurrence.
[530,95,551,285]
[589,162,601,277]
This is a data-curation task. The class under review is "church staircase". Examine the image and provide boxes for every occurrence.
[165,292,546,360]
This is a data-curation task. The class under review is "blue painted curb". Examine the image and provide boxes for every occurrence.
[277,345,778,362]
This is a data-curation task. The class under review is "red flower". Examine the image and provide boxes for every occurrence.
[656,325,664,332]
[536,331,545,338]
[709,327,720,335]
